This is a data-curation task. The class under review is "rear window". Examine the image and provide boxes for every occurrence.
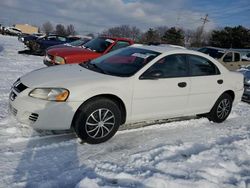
[83,38,114,53]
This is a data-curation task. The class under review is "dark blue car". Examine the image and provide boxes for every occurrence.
[18,33,44,47]
[46,38,91,51]
[238,65,250,103]
[29,35,80,54]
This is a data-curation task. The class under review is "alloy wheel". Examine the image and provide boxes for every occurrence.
[216,98,231,119]
[85,108,115,139]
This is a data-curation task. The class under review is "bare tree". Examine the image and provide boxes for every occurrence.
[41,21,54,35]
[66,24,77,36]
[55,24,67,36]
[186,26,211,47]
[101,25,141,41]
[155,26,169,38]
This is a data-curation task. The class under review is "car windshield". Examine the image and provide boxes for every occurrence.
[198,48,225,59]
[68,39,89,46]
[83,37,114,53]
[80,47,160,77]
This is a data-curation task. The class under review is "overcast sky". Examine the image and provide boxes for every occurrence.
[0,0,249,34]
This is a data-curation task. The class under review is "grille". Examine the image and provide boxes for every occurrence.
[9,104,18,116]
[29,113,39,122]
[13,79,28,93]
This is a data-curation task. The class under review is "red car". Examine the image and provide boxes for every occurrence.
[44,36,134,66]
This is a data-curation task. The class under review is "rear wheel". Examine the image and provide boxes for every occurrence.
[73,98,121,144]
[207,93,232,123]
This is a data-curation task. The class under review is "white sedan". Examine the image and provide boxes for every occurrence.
[9,45,243,144]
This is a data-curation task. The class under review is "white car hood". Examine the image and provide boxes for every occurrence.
[20,64,119,88]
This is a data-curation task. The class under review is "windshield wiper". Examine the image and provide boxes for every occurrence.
[79,61,108,74]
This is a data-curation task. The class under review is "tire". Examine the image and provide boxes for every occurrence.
[73,97,122,144]
[207,93,232,123]
[31,42,40,52]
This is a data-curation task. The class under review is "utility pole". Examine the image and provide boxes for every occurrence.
[176,12,181,28]
[200,14,210,34]
[197,14,209,46]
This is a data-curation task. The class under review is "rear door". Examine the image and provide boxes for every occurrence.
[188,54,223,114]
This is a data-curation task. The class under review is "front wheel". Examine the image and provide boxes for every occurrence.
[73,98,122,144]
[207,93,233,123]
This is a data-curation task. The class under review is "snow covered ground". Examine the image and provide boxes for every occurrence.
[0,35,249,188]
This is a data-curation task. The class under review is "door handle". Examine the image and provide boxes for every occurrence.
[217,79,223,84]
[178,82,187,88]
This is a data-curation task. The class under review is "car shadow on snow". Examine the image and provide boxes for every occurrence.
[12,103,79,187]
[18,49,44,56]
[12,102,145,188]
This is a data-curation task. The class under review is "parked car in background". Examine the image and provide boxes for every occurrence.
[198,47,250,71]
[9,45,243,144]
[242,52,250,61]
[18,33,44,43]
[4,27,22,36]
[44,36,134,66]
[238,65,250,102]
[46,37,91,51]
[29,34,80,54]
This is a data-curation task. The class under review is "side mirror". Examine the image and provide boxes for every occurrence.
[140,70,164,80]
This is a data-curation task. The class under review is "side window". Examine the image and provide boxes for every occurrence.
[143,54,188,78]
[234,53,240,62]
[58,36,67,42]
[109,41,130,52]
[223,52,233,62]
[189,55,220,76]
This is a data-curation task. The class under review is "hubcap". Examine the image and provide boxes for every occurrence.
[217,99,231,119]
[85,108,115,139]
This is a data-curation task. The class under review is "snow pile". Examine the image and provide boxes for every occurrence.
[0,35,249,188]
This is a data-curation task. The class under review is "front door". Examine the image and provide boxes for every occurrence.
[131,54,190,122]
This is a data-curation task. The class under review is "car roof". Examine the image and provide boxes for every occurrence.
[129,44,186,53]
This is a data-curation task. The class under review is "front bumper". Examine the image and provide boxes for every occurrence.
[9,86,81,130]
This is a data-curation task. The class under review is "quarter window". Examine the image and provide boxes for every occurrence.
[188,55,220,76]
[234,53,240,62]
[143,54,188,78]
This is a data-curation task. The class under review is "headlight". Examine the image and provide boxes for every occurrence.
[54,56,65,65]
[29,88,69,101]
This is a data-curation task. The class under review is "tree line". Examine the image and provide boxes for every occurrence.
[40,21,77,36]
[101,25,250,48]
[41,21,250,48]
